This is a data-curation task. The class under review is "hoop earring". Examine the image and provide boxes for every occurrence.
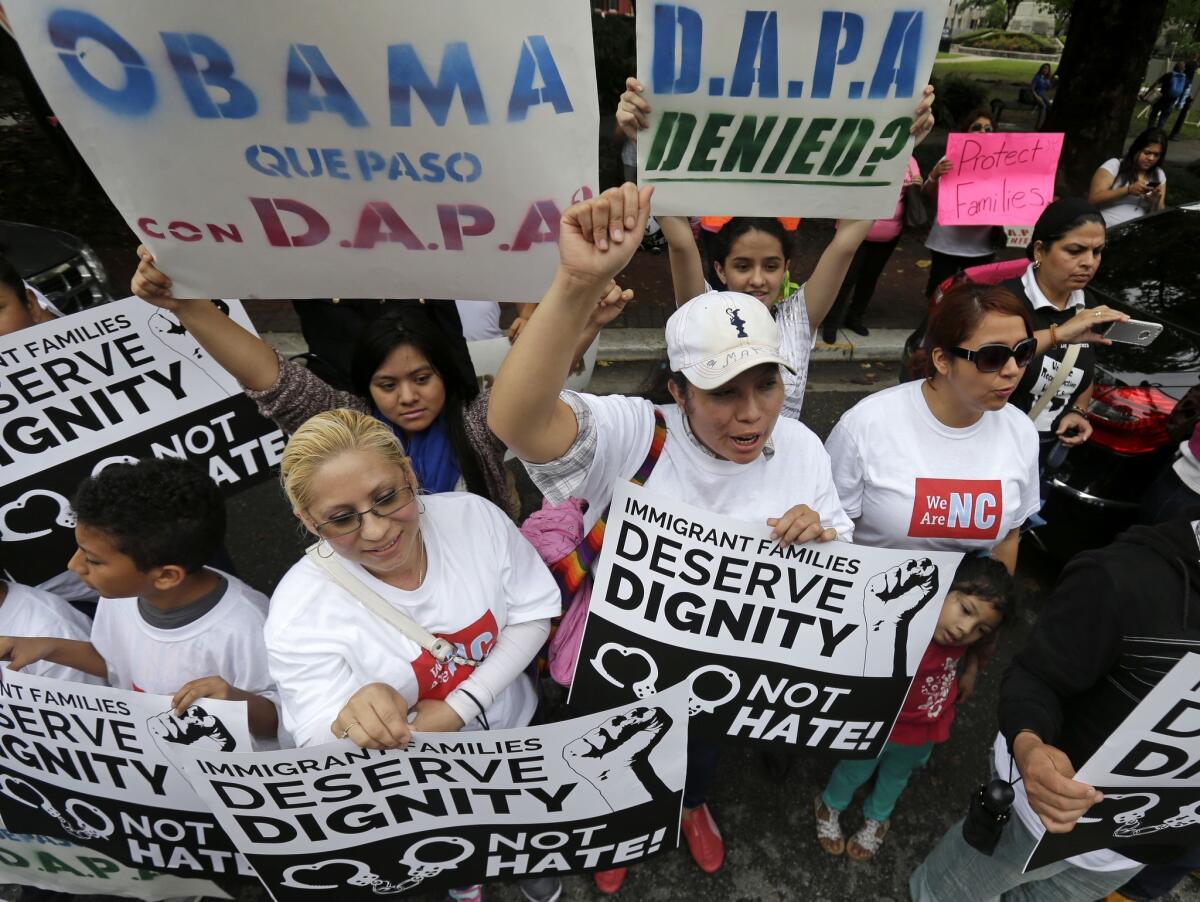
[316,539,335,558]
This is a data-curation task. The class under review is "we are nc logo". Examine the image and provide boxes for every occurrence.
[907,478,1002,541]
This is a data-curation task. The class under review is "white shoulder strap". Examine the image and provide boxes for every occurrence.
[304,542,459,663]
[1029,343,1082,423]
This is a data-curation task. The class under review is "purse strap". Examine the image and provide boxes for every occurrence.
[1028,343,1081,422]
[548,408,667,599]
[304,542,481,666]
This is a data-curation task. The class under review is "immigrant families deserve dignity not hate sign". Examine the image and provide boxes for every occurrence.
[938,132,1062,226]
[636,0,950,218]
[569,482,963,757]
[3,1,599,301]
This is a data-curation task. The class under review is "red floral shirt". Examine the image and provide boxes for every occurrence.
[889,642,966,746]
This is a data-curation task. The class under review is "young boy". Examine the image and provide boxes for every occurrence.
[0,458,279,745]
[0,580,102,684]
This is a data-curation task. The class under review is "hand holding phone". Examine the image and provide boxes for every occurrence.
[1098,317,1163,346]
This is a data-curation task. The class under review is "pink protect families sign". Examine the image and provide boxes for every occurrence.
[937,132,1063,227]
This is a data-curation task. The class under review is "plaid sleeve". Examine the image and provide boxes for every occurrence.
[521,391,597,505]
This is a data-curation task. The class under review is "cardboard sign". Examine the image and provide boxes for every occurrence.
[166,687,689,900]
[1026,653,1200,870]
[0,668,255,880]
[937,133,1062,226]
[0,298,282,585]
[568,482,963,756]
[3,1,599,300]
[637,0,949,218]
[1005,226,1033,248]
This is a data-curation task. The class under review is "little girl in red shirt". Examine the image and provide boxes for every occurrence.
[814,556,1017,860]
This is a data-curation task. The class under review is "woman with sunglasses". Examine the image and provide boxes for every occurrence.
[999,199,1127,452]
[922,110,1000,297]
[266,408,562,902]
[826,283,1042,575]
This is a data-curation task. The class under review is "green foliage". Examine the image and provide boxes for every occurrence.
[931,73,990,128]
[957,30,1060,54]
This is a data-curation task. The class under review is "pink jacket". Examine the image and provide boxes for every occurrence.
[866,157,923,243]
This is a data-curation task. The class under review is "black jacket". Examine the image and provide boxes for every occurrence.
[1000,518,1200,766]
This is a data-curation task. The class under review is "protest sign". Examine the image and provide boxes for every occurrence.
[3,1,598,301]
[1026,653,1200,870]
[0,668,255,880]
[636,0,949,218]
[0,297,282,585]
[166,687,688,900]
[0,830,231,900]
[937,133,1062,226]
[568,483,962,756]
[1005,226,1033,249]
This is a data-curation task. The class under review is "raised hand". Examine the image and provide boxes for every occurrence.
[557,183,654,291]
[616,76,652,140]
[861,558,940,678]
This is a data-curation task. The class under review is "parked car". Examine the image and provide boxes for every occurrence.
[0,220,114,314]
[901,204,1200,556]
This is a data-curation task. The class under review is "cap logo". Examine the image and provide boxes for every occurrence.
[726,307,748,338]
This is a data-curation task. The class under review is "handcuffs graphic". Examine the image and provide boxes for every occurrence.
[280,836,475,894]
[589,642,741,715]
[0,774,114,841]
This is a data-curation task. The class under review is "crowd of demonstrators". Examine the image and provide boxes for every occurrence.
[1088,128,1168,229]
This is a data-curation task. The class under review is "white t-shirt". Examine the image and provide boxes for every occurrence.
[266,493,561,748]
[992,733,1138,873]
[546,394,853,540]
[1097,158,1166,229]
[925,221,995,257]
[90,571,279,745]
[455,300,503,341]
[825,381,1041,554]
[0,582,102,685]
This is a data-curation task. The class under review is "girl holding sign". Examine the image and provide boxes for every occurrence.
[131,249,629,520]
[487,182,852,891]
[615,78,937,418]
[267,408,563,902]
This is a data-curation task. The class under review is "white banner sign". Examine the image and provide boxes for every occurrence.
[637,0,949,217]
[4,1,599,300]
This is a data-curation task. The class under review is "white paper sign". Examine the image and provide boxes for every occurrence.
[637,0,950,217]
[4,1,599,300]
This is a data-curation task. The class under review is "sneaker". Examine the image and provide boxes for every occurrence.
[814,796,845,856]
[518,876,562,902]
[447,887,483,902]
[594,868,628,894]
[847,818,890,861]
[681,804,725,873]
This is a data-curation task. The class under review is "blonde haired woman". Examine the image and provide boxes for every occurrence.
[266,408,562,902]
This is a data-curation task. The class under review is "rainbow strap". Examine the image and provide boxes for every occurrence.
[549,409,667,600]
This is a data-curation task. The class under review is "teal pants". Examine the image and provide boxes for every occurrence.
[820,741,934,822]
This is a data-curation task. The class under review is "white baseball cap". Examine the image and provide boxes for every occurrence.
[665,291,795,390]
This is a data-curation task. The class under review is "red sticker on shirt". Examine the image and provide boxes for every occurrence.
[411,610,498,701]
[908,478,1003,540]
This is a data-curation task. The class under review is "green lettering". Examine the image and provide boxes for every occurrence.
[721,115,779,172]
[762,117,803,174]
[37,852,87,877]
[821,118,876,176]
[786,118,837,175]
[688,113,734,172]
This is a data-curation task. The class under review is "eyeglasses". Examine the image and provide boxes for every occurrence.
[949,337,1037,373]
[968,123,995,133]
[313,486,416,537]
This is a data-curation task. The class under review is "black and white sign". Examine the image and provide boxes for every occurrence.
[167,687,689,900]
[569,483,962,757]
[0,668,256,880]
[1027,653,1200,870]
[0,298,283,584]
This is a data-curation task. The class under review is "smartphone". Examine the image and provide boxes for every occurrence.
[1146,179,1161,189]
[1099,318,1164,346]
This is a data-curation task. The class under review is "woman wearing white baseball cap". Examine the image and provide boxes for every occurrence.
[489,183,851,892]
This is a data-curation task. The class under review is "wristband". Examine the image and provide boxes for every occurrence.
[1071,405,1089,417]
[1048,323,1059,347]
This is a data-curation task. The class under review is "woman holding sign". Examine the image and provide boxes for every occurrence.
[487,182,852,891]
[267,407,563,902]
[131,250,630,520]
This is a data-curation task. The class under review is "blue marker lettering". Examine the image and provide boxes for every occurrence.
[869,11,923,99]
[286,44,368,127]
[729,11,778,98]
[246,145,289,177]
[507,36,574,122]
[652,4,702,95]
[388,42,488,126]
[160,32,256,119]
[812,11,863,100]
[48,10,155,116]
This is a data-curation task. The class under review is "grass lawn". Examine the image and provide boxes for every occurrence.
[931,57,1045,83]
[935,52,966,60]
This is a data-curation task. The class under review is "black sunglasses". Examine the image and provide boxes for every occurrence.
[949,337,1037,373]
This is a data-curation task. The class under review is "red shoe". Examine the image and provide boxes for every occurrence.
[593,867,627,894]
[681,804,725,874]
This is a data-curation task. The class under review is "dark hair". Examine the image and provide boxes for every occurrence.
[1027,202,1106,261]
[1118,129,1169,185]
[959,108,995,132]
[349,312,490,503]
[912,283,1034,379]
[1037,63,1052,76]
[711,218,794,270]
[0,253,27,304]
[950,555,1019,624]
[73,458,225,573]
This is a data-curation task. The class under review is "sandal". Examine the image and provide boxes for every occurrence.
[813,796,845,856]
[847,818,890,861]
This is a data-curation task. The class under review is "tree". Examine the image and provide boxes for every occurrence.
[960,0,1023,29]
[1046,0,1170,193]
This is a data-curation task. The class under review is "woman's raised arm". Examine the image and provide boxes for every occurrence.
[489,184,653,463]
